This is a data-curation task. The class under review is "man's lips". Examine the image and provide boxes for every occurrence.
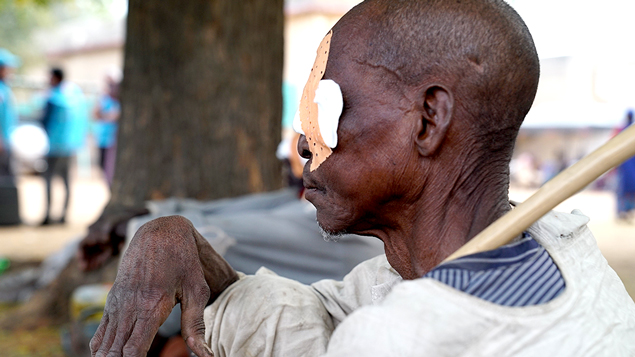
[303,186,323,204]
[302,175,325,202]
[304,186,325,196]
[302,175,324,193]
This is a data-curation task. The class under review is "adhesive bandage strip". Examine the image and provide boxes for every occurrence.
[293,31,344,171]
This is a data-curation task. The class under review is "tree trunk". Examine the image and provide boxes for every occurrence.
[0,0,285,332]
[112,0,284,206]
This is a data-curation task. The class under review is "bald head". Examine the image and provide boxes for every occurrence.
[299,0,541,277]
[330,0,539,155]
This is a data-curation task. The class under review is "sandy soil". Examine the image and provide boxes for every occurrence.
[0,173,109,261]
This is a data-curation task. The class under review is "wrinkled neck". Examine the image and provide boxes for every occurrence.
[378,159,511,279]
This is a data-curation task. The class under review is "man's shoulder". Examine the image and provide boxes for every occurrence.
[530,208,590,239]
[348,254,398,284]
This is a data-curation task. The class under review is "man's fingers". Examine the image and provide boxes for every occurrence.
[186,336,214,357]
[121,317,162,357]
[181,283,212,357]
[94,315,119,357]
[90,314,109,356]
[103,314,137,357]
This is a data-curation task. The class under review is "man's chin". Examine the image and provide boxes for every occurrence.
[317,222,346,242]
[308,192,353,240]
[315,209,350,239]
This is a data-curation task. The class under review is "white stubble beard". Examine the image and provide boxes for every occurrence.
[318,221,345,243]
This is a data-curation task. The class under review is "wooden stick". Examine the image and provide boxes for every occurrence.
[444,124,635,262]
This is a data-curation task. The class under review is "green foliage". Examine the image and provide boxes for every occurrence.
[0,1,51,68]
[13,0,56,6]
[0,0,117,71]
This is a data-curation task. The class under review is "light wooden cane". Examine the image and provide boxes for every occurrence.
[444,123,635,262]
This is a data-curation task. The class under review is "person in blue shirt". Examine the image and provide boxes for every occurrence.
[41,68,86,225]
[0,48,19,177]
[92,74,120,186]
[616,111,635,221]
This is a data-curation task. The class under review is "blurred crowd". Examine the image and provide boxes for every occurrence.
[616,111,635,221]
[508,111,635,222]
[0,48,120,226]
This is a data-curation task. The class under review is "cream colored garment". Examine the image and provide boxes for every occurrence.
[204,255,401,356]
[204,210,635,356]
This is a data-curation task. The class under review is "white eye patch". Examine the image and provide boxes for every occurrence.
[292,79,343,149]
[314,79,343,148]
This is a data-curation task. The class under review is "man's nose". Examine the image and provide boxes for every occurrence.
[298,135,312,160]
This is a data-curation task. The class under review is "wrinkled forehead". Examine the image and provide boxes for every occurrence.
[322,22,371,83]
[324,21,407,100]
[323,3,391,70]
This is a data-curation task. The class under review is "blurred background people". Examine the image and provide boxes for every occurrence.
[41,68,86,225]
[0,48,19,177]
[616,110,635,222]
[92,69,121,186]
[0,48,21,226]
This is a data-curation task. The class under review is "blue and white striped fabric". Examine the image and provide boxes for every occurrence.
[424,233,565,307]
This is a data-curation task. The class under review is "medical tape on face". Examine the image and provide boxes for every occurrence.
[292,30,344,172]
[293,80,342,148]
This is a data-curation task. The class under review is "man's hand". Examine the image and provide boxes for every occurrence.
[78,205,149,271]
[89,215,238,357]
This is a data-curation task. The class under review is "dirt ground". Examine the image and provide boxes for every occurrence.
[0,174,633,356]
[0,173,109,356]
[0,173,109,261]
[0,309,64,357]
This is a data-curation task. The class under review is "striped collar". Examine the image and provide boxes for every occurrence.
[424,233,566,307]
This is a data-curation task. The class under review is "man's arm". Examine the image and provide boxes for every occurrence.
[89,215,238,357]
[201,255,398,356]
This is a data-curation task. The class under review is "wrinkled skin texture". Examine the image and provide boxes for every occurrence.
[298,14,513,280]
[89,215,238,357]
[78,205,150,271]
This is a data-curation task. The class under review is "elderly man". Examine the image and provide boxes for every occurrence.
[90,0,635,356]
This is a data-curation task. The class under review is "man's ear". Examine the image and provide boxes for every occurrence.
[415,85,453,157]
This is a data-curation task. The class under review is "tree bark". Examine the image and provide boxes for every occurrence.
[0,0,285,332]
[112,0,284,206]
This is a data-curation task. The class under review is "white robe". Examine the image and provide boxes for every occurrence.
[204,209,635,356]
